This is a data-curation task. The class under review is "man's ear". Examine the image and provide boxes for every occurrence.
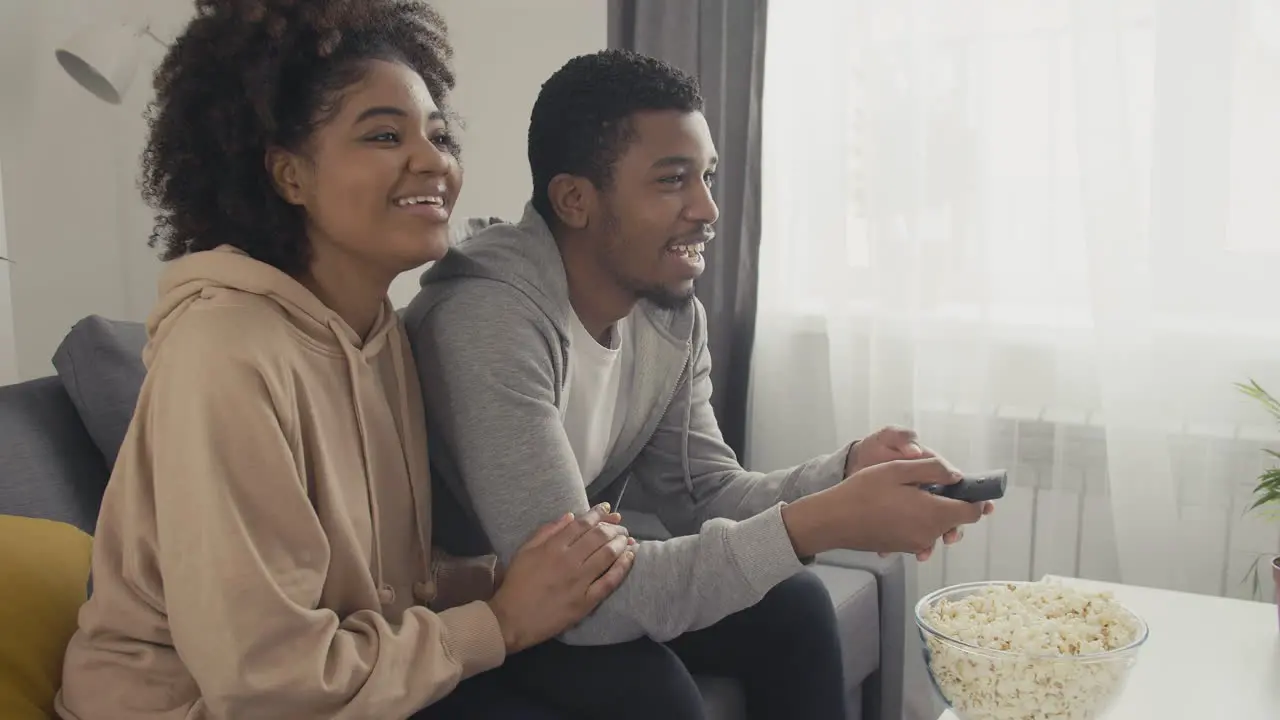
[546,174,594,230]
[265,147,306,206]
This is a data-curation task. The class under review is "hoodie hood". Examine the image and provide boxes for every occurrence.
[419,204,697,346]
[419,206,576,341]
[147,245,400,365]
[145,245,425,607]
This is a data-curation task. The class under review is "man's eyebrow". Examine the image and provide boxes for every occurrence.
[651,155,719,169]
[651,155,691,168]
[353,107,447,123]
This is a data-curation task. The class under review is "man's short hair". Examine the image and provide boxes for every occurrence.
[527,49,704,222]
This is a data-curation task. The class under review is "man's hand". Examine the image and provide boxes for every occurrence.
[899,500,996,561]
[844,426,994,561]
[781,458,990,558]
[844,425,930,475]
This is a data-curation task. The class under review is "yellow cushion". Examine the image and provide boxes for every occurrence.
[0,515,92,720]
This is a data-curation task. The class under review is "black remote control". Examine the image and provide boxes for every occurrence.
[924,470,1007,503]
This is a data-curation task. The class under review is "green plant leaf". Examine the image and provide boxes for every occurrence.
[1232,380,1280,594]
[1237,379,1280,517]
[1248,468,1280,511]
[1242,556,1263,600]
[1237,379,1280,423]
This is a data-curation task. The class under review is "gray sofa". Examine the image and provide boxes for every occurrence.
[0,315,906,720]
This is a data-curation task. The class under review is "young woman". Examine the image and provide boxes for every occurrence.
[55,2,634,718]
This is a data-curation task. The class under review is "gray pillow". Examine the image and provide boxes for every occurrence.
[52,316,148,467]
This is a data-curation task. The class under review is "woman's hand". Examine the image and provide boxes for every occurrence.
[485,503,635,654]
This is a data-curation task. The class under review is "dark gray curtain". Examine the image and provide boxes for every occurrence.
[608,0,766,460]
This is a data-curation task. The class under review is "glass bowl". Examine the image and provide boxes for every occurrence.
[914,581,1149,720]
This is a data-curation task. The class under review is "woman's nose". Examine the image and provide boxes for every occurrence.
[408,137,452,174]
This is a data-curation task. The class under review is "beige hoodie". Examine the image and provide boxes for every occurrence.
[56,246,506,720]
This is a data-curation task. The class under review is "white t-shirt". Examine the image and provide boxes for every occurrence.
[561,313,632,484]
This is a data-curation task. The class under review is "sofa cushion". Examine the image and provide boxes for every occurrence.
[0,515,93,719]
[0,378,111,534]
[810,563,880,688]
[817,549,906,720]
[52,316,148,466]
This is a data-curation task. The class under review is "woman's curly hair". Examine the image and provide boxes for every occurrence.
[142,0,456,275]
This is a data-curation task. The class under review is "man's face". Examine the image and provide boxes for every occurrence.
[591,110,719,309]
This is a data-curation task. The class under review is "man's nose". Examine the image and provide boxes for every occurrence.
[687,180,719,225]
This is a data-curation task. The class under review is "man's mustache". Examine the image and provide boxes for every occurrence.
[668,228,716,247]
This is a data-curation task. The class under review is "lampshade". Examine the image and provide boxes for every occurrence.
[55,21,145,105]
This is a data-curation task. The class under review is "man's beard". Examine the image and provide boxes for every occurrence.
[637,283,695,310]
[599,206,695,310]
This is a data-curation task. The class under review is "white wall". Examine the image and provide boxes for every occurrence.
[0,0,187,381]
[0,0,605,380]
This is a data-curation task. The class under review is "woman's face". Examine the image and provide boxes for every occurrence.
[271,59,462,280]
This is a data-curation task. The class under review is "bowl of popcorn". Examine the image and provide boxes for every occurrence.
[914,580,1149,720]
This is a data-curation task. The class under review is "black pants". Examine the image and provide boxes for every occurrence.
[409,667,563,719]
[499,570,847,720]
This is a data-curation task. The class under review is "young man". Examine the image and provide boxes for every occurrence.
[404,50,993,719]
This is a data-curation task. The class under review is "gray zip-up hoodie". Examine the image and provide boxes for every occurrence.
[403,203,852,645]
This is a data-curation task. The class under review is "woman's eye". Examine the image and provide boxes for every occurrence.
[431,133,457,152]
[659,175,684,185]
[367,131,400,143]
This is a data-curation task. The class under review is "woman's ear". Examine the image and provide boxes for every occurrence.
[546,174,593,230]
[265,147,306,206]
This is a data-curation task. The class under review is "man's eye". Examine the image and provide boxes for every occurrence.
[704,171,717,187]
[659,175,684,185]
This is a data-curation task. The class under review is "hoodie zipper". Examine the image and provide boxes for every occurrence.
[595,343,693,508]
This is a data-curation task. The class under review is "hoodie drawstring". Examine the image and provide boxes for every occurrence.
[681,349,694,496]
[330,318,394,606]
[389,330,437,604]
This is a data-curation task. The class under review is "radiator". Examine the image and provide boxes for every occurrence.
[913,402,1280,602]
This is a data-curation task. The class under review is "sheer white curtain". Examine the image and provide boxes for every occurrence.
[751,0,1280,602]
